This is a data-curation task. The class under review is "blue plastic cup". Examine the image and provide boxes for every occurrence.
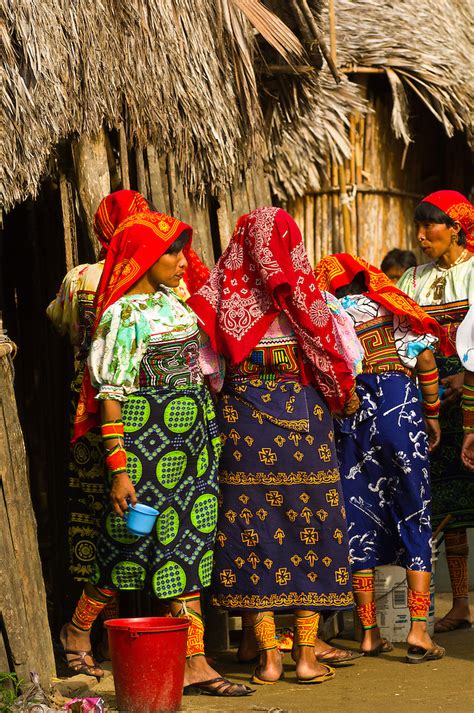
[125,503,159,535]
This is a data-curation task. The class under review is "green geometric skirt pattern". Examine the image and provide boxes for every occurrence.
[92,385,222,598]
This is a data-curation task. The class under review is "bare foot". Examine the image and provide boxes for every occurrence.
[407,621,439,651]
[294,646,332,680]
[359,626,385,654]
[252,649,283,683]
[60,623,104,678]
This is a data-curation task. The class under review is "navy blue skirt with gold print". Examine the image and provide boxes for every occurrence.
[210,378,353,612]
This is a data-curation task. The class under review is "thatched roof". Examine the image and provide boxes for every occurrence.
[2,0,472,210]
[268,0,474,197]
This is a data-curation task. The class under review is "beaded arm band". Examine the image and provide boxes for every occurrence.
[462,383,474,431]
[418,366,440,419]
[101,420,127,475]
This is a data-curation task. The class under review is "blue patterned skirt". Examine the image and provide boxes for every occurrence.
[210,381,353,612]
[336,373,432,572]
[92,385,221,598]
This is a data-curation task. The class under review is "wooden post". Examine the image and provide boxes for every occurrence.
[118,125,130,190]
[0,345,56,687]
[72,128,111,255]
[59,173,79,271]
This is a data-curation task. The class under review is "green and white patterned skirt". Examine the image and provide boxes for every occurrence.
[91,385,222,599]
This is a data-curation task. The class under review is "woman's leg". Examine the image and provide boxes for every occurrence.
[406,570,437,649]
[247,611,282,684]
[353,570,391,653]
[170,593,252,695]
[293,611,335,682]
[435,529,471,631]
[61,584,118,678]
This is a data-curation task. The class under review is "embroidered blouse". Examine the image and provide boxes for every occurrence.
[339,294,437,372]
[397,257,474,307]
[89,287,203,401]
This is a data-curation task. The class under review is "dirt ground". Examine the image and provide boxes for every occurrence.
[55,593,474,713]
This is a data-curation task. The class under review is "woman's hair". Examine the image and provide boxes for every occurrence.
[334,272,367,299]
[380,248,417,272]
[414,201,467,246]
[164,230,190,254]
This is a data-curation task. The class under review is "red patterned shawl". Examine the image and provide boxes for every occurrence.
[93,190,151,249]
[188,207,356,412]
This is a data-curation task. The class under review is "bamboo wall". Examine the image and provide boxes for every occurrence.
[287,81,445,269]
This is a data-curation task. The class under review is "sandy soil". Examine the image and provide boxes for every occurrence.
[54,593,474,713]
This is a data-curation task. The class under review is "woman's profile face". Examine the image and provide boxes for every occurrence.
[415,220,455,260]
[148,250,188,289]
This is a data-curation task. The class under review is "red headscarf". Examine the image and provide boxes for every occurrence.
[314,253,454,356]
[93,189,209,291]
[421,190,474,252]
[188,207,356,412]
[93,190,151,249]
[73,211,192,440]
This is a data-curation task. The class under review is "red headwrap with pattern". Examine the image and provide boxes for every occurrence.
[421,190,474,252]
[93,190,151,249]
[314,253,454,356]
[73,211,192,440]
[188,207,356,413]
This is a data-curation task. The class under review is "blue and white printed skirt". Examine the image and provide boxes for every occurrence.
[335,373,432,572]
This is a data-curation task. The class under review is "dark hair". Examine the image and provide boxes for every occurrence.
[414,201,467,246]
[380,248,417,272]
[165,230,190,254]
[334,272,367,299]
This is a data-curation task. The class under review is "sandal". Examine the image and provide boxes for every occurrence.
[59,625,104,681]
[297,663,335,684]
[362,638,394,657]
[318,646,364,666]
[183,677,254,696]
[434,617,472,633]
[406,642,445,664]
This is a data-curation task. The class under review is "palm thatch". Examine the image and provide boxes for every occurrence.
[1,0,472,210]
[1,0,308,210]
[333,0,473,146]
[266,0,473,197]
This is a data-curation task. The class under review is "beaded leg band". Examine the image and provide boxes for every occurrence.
[253,614,278,652]
[171,593,204,658]
[356,601,377,630]
[446,555,468,599]
[100,595,120,622]
[408,589,430,622]
[72,587,118,632]
[294,613,320,647]
[352,570,375,594]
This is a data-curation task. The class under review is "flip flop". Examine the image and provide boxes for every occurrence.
[59,625,104,681]
[434,617,472,633]
[318,647,364,666]
[362,638,394,657]
[406,643,445,664]
[297,664,335,684]
[183,677,254,696]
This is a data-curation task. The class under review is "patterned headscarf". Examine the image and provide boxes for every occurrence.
[421,190,474,252]
[314,253,454,356]
[93,190,151,249]
[188,207,356,413]
[74,211,193,440]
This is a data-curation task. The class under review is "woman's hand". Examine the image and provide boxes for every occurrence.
[425,418,441,452]
[461,433,474,471]
[440,372,464,405]
[110,474,137,517]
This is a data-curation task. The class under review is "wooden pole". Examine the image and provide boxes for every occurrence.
[59,173,78,271]
[118,125,130,190]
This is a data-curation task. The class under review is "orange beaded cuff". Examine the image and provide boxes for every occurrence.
[407,589,430,622]
[101,420,124,442]
[357,601,377,630]
[105,444,127,476]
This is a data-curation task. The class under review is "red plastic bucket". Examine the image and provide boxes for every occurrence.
[105,617,189,713]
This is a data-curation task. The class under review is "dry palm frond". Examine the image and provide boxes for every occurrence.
[230,0,304,58]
